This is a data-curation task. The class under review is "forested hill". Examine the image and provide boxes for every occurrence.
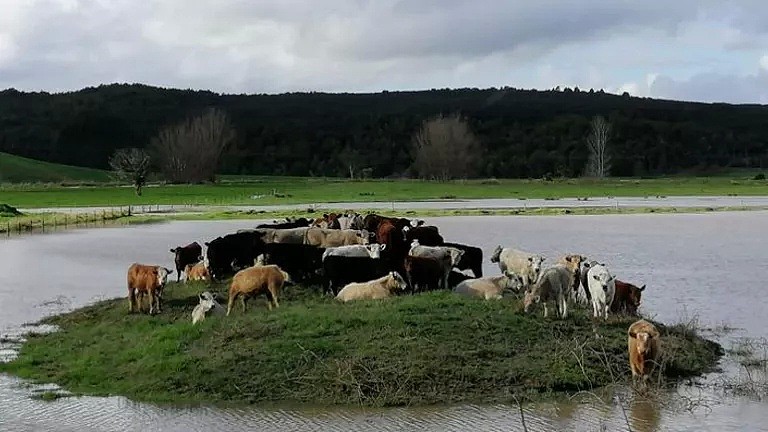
[1,84,767,178]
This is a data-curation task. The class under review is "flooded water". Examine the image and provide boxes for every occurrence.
[1,213,767,431]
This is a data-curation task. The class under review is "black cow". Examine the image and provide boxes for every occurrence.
[404,255,443,292]
[261,243,325,283]
[448,269,474,289]
[322,256,389,296]
[363,214,414,233]
[204,232,265,280]
[404,225,444,246]
[442,242,483,277]
[170,242,203,282]
[256,217,311,229]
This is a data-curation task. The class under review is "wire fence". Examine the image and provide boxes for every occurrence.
[2,207,134,237]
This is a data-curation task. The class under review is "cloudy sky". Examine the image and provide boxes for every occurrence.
[1,0,767,103]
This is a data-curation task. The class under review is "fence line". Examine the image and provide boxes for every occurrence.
[3,207,133,237]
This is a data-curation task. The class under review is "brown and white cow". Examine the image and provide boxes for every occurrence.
[127,263,173,315]
[170,242,203,282]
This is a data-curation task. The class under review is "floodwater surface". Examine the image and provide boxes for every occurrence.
[1,213,767,431]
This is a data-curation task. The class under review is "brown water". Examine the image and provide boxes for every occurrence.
[1,213,766,431]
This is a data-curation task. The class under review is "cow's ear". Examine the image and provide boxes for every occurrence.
[639,285,646,292]
[169,248,176,253]
[204,242,210,246]
[629,331,637,339]
[528,257,533,262]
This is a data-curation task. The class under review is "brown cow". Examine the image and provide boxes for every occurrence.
[227,265,291,315]
[127,263,173,314]
[184,262,210,282]
[628,319,661,382]
[611,279,645,315]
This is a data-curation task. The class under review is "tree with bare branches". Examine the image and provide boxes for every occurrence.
[108,148,150,196]
[411,113,482,181]
[151,108,235,183]
[585,115,612,178]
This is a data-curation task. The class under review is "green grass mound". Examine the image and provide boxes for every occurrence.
[0,152,111,183]
[0,282,722,407]
[0,203,22,217]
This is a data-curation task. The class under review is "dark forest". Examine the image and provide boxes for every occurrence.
[2,83,767,179]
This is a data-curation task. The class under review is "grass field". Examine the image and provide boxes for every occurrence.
[0,281,722,407]
[0,152,112,183]
[2,175,768,208]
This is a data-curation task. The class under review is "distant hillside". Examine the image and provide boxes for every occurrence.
[1,84,768,178]
[0,152,110,183]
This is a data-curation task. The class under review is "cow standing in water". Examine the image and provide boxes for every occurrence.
[170,242,203,282]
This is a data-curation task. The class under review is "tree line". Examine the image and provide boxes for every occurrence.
[2,84,768,183]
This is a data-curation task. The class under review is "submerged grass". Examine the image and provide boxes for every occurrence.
[0,282,723,407]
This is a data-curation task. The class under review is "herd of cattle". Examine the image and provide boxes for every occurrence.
[126,212,660,381]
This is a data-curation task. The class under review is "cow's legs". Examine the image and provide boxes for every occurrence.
[241,296,247,313]
[268,286,280,309]
[149,292,156,315]
[543,303,549,318]
[128,288,136,313]
[603,302,610,320]
[560,295,568,319]
[226,293,236,316]
[155,291,162,314]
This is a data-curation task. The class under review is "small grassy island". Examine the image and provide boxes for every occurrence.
[1,282,723,407]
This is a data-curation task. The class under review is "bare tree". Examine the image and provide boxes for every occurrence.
[108,148,150,196]
[411,113,482,181]
[151,108,235,183]
[585,115,612,178]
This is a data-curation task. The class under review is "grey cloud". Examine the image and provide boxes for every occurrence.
[650,69,768,104]
[0,0,765,103]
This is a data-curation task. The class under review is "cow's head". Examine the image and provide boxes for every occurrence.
[528,255,545,278]
[523,288,540,313]
[390,271,408,291]
[365,243,386,259]
[562,254,585,272]
[502,270,525,292]
[591,265,614,292]
[254,254,267,266]
[156,267,172,292]
[629,328,656,355]
[627,282,645,310]
[490,246,503,263]
[447,248,465,267]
